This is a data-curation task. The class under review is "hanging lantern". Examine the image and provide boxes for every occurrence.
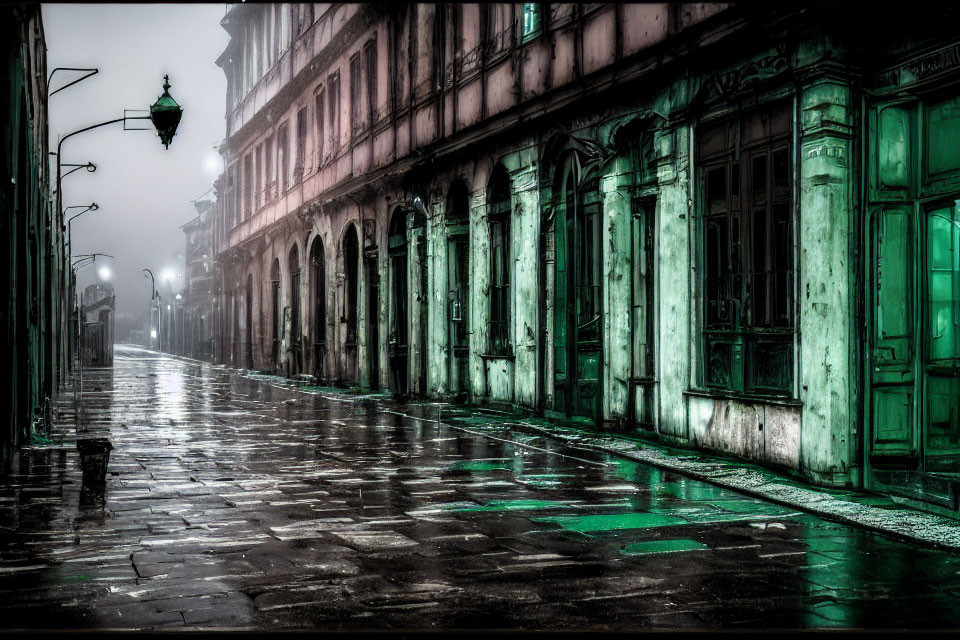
[149,74,183,149]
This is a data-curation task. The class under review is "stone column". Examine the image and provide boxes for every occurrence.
[599,156,634,425]
[798,73,856,485]
[655,123,692,439]
[426,195,448,398]
[407,209,426,395]
[469,190,489,401]
[510,162,540,408]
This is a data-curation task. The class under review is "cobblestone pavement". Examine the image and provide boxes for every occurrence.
[3,345,960,631]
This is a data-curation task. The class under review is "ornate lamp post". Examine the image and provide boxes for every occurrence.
[143,269,161,354]
[57,75,184,373]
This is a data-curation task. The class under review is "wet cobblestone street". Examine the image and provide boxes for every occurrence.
[2,345,960,630]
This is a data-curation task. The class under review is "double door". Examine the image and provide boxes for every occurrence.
[871,199,960,473]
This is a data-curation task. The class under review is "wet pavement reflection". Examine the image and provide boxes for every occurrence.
[0,344,959,629]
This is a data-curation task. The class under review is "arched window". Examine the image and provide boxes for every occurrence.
[488,164,512,355]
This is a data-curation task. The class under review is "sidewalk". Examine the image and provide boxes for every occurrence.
[235,368,960,553]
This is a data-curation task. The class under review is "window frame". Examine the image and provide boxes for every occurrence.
[363,38,378,128]
[327,71,340,160]
[277,121,290,194]
[295,105,308,182]
[349,53,362,138]
[314,83,325,167]
[697,101,797,399]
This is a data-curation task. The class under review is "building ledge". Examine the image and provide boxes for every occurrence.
[683,387,804,408]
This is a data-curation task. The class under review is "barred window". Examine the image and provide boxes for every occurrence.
[699,102,794,396]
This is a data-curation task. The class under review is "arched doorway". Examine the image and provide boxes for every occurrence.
[446,179,471,401]
[288,244,302,376]
[270,258,282,371]
[309,236,327,382]
[342,224,360,384]
[388,207,409,397]
[554,152,602,422]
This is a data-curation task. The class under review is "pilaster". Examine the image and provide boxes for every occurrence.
[798,72,856,484]
[599,157,634,424]
[426,195,448,397]
[510,163,540,408]
[656,122,692,439]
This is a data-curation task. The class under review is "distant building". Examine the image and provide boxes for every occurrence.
[81,283,115,367]
[210,3,960,512]
[181,188,217,360]
[0,4,68,462]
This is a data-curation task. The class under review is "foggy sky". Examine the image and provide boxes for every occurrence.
[43,3,229,325]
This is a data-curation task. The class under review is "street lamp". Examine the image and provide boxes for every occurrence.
[56,75,184,375]
[143,268,161,354]
[150,75,183,150]
[98,266,111,281]
[65,202,99,255]
[72,253,113,272]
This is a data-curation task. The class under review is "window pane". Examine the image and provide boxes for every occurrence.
[751,153,767,203]
[773,202,792,327]
[522,3,542,40]
[706,338,733,388]
[927,202,960,361]
[730,161,740,210]
[747,336,792,393]
[773,148,790,200]
[707,166,726,214]
[751,208,768,327]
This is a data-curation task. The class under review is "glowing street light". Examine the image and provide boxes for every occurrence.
[98,266,111,281]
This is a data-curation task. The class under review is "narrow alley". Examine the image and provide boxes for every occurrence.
[2,345,959,630]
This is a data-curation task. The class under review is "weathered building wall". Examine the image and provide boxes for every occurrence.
[211,3,960,504]
[1,3,63,465]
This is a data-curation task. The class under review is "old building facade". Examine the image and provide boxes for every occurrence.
[211,3,960,511]
[181,189,217,361]
[1,3,66,463]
